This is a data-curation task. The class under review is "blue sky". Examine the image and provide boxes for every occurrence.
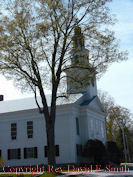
[98,0,133,113]
[0,0,133,113]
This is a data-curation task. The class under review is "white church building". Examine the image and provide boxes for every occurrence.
[0,27,106,167]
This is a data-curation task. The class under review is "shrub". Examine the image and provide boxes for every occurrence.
[106,141,122,164]
[83,139,107,164]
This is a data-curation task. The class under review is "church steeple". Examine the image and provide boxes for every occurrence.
[66,26,97,97]
[72,26,85,50]
[71,26,89,66]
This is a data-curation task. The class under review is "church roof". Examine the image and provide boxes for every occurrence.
[0,93,105,114]
[80,95,96,106]
[0,93,82,114]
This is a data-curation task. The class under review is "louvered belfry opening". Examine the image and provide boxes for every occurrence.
[0,95,4,101]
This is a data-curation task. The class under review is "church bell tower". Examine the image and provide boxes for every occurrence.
[66,26,97,98]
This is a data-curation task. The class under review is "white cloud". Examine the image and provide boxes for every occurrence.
[0,76,33,100]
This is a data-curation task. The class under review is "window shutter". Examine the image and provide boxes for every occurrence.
[11,123,17,140]
[76,144,82,156]
[76,117,80,135]
[24,148,27,159]
[80,145,82,155]
[56,145,59,156]
[8,149,10,160]
[18,149,21,159]
[45,146,48,157]
[34,147,37,158]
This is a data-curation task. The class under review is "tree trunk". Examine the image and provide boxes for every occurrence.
[38,85,56,165]
[46,120,56,165]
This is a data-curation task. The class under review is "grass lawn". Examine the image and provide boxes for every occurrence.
[0,172,82,177]
[0,175,34,177]
[40,173,79,177]
[0,172,64,177]
[40,172,63,177]
[0,172,80,177]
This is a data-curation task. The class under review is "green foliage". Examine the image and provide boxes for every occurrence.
[83,139,106,164]
[98,91,133,162]
[83,139,123,164]
[0,157,4,166]
[106,141,122,164]
[0,171,62,177]
[0,0,127,92]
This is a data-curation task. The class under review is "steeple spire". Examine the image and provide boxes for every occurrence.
[72,26,85,50]
[71,26,89,65]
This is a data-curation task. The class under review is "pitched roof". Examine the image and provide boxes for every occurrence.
[80,96,96,106]
[0,93,105,114]
[0,93,82,114]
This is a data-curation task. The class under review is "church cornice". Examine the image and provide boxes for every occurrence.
[80,104,106,116]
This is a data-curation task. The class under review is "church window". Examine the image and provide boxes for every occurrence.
[90,119,94,136]
[76,117,80,135]
[44,145,59,157]
[27,121,33,138]
[101,122,104,138]
[8,148,21,160]
[24,147,37,159]
[96,120,99,135]
[11,123,17,140]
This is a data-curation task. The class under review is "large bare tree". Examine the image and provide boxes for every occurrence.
[0,0,127,164]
